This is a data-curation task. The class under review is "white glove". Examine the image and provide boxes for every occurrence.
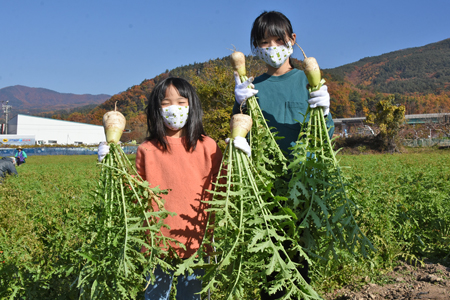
[308,85,330,116]
[98,141,110,162]
[234,71,258,105]
[225,136,251,157]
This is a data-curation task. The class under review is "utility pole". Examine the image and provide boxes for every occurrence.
[2,101,12,134]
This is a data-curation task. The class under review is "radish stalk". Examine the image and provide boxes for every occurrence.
[227,47,374,295]
[176,128,321,300]
[287,106,375,263]
[77,140,180,298]
[173,51,321,299]
[173,55,321,297]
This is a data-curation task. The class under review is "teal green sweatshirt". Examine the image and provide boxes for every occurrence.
[233,68,335,155]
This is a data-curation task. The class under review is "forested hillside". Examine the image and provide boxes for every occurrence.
[325,38,450,94]
[323,38,450,117]
[47,38,450,143]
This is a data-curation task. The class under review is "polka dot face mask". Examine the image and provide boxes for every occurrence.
[255,41,293,68]
[160,105,189,131]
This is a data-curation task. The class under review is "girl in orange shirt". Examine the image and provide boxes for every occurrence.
[136,77,223,300]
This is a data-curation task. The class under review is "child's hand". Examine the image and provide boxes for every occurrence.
[234,72,258,105]
[225,137,251,157]
[98,141,110,162]
[308,85,330,116]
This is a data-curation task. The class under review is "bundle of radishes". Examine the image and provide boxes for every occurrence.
[77,105,178,299]
[285,45,374,263]
[177,56,322,300]
[231,50,288,189]
[179,48,374,300]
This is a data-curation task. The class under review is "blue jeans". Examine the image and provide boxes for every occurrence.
[144,265,204,300]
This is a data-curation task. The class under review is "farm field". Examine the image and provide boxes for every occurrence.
[0,149,449,299]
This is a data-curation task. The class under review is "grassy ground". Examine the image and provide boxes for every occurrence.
[1,149,449,299]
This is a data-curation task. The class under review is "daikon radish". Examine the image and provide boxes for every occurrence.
[230,114,252,138]
[102,102,126,143]
[230,47,247,78]
[296,44,325,92]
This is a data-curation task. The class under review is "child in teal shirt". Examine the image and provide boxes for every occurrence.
[232,10,335,299]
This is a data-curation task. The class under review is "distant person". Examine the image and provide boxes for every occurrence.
[14,146,27,166]
[0,157,18,182]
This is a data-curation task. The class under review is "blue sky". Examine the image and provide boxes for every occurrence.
[1,0,449,96]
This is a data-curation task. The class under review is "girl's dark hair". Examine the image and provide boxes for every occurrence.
[145,77,205,152]
[250,11,296,68]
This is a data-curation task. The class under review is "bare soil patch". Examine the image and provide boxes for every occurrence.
[324,261,450,300]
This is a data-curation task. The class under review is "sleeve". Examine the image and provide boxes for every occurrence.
[23,152,28,158]
[325,113,335,139]
[9,164,18,176]
[205,141,223,231]
[210,142,223,183]
[135,146,147,181]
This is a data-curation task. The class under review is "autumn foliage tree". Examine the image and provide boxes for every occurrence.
[121,113,147,142]
[190,55,269,149]
[190,63,235,150]
[366,95,406,152]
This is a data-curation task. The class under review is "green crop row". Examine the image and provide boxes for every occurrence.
[0,150,449,299]
[313,148,450,293]
[0,156,100,299]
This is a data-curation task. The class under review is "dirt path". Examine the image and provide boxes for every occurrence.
[324,261,450,300]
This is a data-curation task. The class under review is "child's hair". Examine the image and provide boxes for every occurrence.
[145,77,205,152]
[250,11,296,68]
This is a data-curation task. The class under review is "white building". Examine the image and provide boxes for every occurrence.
[5,114,105,145]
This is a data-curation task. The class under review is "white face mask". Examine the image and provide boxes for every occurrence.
[160,105,189,131]
[255,41,293,68]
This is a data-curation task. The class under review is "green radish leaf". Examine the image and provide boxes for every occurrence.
[332,205,346,223]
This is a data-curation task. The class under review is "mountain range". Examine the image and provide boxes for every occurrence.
[0,85,110,116]
[1,38,449,127]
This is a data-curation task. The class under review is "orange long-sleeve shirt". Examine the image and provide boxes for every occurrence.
[135,135,222,258]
